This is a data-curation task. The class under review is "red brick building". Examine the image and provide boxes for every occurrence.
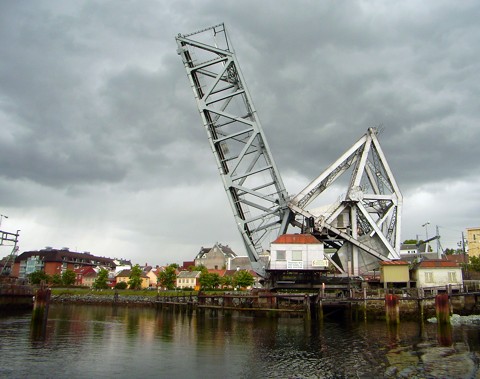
[12,247,116,279]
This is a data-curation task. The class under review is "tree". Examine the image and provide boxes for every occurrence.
[221,275,234,289]
[62,269,76,286]
[28,270,50,285]
[51,273,63,286]
[444,248,463,255]
[128,264,143,290]
[468,256,480,272]
[115,281,128,290]
[199,272,221,290]
[158,265,177,290]
[233,270,255,289]
[189,264,208,274]
[93,269,109,289]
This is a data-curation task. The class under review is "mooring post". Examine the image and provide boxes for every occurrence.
[385,293,399,325]
[31,281,51,339]
[363,287,367,322]
[32,281,51,323]
[435,293,450,324]
[417,287,424,321]
[197,291,205,315]
[304,294,311,320]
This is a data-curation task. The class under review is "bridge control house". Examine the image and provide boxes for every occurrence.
[269,234,328,270]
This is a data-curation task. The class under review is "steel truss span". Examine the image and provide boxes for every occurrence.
[176,24,291,275]
[176,24,402,279]
[290,127,403,276]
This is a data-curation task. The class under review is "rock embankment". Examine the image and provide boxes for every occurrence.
[51,293,157,306]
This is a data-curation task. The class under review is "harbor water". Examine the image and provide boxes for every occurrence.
[1,304,479,378]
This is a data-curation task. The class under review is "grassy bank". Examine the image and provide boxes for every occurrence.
[51,287,197,298]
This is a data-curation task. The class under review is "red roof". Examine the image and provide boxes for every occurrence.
[272,234,321,244]
[380,260,409,266]
[446,254,468,264]
[418,260,459,268]
[207,269,226,276]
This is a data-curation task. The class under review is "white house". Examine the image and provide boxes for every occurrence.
[269,234,328,270]
[411,259,463,290]
[400,243,418,255]
[176,271,201,290]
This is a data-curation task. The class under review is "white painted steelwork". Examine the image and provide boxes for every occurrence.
[176,24,291,275]
[290,127,403,275]
[176,25,403,277]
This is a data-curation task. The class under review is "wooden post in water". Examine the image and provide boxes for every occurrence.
[435,293,450,324]
[385,293,399,325]
[31,281,51,340]
[315,290,325,322]
[304,294,311,320]
[417,288,425,321]
[197,291,205,315]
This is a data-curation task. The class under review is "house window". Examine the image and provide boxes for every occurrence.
[448,271,457,283]
[291,250,302,261]
[425,272,434,283]
[276,250,286,261]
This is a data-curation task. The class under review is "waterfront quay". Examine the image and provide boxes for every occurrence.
[155,287,480,321]
[47,283,480,322]
[0,277,34,313]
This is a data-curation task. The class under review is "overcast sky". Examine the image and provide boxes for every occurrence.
[1,1,478,265]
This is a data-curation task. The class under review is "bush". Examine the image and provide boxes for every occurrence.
[115,281,128,290]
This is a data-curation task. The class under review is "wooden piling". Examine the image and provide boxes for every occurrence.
[385,294,399,324]
[304,294,311,320]
[437,321,453,346]
[435,293,450,324]
[31,281,51,340]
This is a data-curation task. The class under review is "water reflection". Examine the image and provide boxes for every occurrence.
[0,304,479,378]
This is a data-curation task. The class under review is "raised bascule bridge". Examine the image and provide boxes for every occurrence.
[175,24,402,290]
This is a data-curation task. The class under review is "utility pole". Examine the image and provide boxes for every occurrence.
[461,232,468,279]
[436,225,442,259]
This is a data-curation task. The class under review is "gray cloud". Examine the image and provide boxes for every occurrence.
[0,0,478,264]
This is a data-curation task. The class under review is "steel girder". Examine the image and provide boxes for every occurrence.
[176,25,403,278]
[290,128,402,275]
[175,24,291,275]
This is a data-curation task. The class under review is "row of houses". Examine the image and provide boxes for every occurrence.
[74,263,260,290]
[8,245,259,290]
[6,236,471,291]
[379,258,464,291]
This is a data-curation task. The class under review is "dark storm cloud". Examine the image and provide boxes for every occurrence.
[0,0,478,263]
[197,1,480,194]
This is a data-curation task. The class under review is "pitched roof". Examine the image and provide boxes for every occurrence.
[207,269,226,276]
[445,254,468,264]
[272,234,321,244]
[15,248,116,267]
[116,269,148,278]
[177,271,201,278]
[417,259,459,268]
[224,269,260,278]
[380,260,409,266]
[74,266,96,275]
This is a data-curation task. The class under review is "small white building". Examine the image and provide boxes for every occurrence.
[411,259,463,289]
[400,243,418,255]
[269,234,328,270]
